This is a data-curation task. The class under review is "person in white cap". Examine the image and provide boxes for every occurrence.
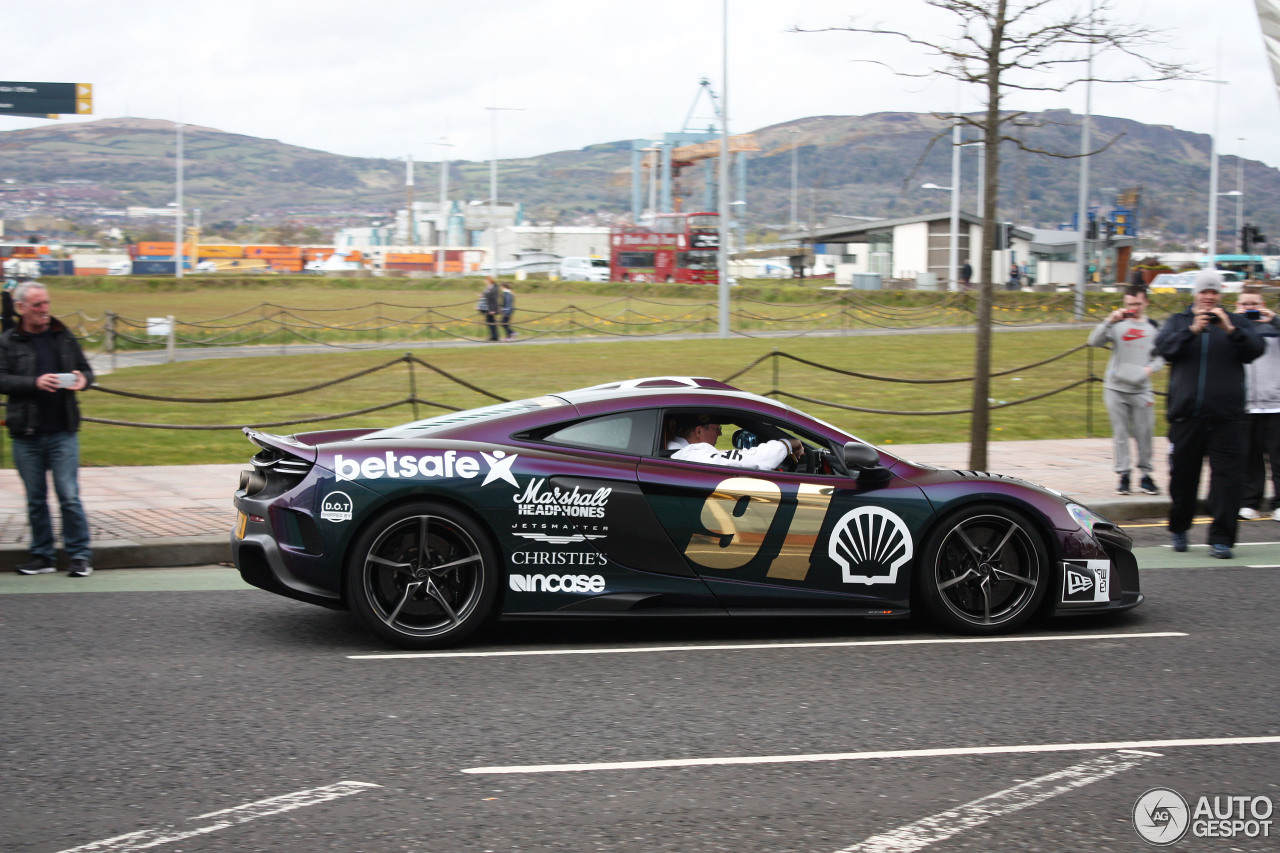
[1154,269,1264,559]
[1234,286,1280,521]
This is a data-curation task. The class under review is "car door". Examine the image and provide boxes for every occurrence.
[638,433,934,613]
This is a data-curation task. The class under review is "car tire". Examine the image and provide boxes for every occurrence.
[915,504,1049,634]
[345,501,500,649]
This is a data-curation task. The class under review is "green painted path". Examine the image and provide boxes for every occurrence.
[2,544,1276,596]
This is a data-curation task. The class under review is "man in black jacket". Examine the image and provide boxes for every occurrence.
[0,281,95,576]
[1155,269,1264,559]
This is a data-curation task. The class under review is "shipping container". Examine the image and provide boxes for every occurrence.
[134,242,194,257]
[75,268,108,276]
[197,244,245,259]
[37,259,75,276]
[245,245,304,259]
[302,247,337,261]
[385,252,436,264]
[131,260,177,276]
[267,259,304,272]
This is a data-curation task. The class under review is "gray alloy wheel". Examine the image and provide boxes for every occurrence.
[917,505,1048,633]
[345,502,498,649]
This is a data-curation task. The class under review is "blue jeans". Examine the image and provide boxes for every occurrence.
[12,431,91,561]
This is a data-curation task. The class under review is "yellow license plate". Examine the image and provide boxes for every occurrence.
[235,511,248,539]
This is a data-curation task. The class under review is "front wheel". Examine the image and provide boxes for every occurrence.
[916,505,1049,634]
[345,501,499,649]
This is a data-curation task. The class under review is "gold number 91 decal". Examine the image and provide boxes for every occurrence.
[683,477,833,580]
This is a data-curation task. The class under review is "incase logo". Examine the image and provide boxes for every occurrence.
[509,573,606,594]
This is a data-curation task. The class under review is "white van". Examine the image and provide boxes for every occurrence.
[559,256,610,282]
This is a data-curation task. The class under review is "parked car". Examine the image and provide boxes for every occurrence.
[1148,270,1243,294]
[232,377,1141,648]
[559,256,610,282]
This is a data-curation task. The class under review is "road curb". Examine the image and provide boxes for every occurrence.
[1,535,230,572]
[1078,497,1170,522]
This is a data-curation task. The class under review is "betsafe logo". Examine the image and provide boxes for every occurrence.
[333,449,518,486]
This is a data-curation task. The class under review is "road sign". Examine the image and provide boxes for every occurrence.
[0,82,92,116]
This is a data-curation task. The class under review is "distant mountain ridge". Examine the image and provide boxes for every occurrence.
[0,113,1275,245]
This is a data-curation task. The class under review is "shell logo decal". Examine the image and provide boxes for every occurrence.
[828,507,913,585]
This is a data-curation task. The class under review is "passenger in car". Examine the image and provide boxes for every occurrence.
[666,413,802,469]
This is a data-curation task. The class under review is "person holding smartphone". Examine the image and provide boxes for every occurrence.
[0,281,95,577]
[1155,270,1264,559]
[1087,284,1164,496]
[1235,286,1280,522]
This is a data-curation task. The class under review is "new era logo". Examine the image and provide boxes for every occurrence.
[1066,569,1094,596]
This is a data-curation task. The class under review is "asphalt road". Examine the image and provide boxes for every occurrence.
[4,537,1279,852]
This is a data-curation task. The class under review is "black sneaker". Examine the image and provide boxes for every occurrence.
[15,557,55,575]
[1139,475,1159,495]
[67,558,93,578]
[1116,473,1131,495]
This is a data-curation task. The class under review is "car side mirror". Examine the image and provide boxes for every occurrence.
[843,441,891,483]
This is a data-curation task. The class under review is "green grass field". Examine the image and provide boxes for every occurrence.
[74,329,1128,467]
[16,278,1171,466]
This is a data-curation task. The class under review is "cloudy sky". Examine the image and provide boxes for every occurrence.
[2,0,1276,170]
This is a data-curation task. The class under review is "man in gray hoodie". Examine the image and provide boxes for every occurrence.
[1088,284,1164,496]
[1235,286,1280,521]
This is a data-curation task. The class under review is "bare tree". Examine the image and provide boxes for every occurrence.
[802,0,1189,470]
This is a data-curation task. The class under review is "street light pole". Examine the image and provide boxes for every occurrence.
[789,128,800,230]
[486,106,523,276]
[948,122,960,292]
[717,0,730,338]
[174,120,184,280]
[431,138,453,277]
[1236,144,1246,250]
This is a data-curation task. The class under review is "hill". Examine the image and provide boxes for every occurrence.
[0,113,1275,248]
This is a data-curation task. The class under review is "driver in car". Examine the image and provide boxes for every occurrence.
[667,414,803,470]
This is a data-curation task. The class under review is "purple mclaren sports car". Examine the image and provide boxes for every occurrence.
[232,376,1141,648]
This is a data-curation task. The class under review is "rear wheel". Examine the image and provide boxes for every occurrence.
[916,505,1048,633]
[345,501,499,649]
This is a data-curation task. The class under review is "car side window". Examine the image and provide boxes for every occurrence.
[536,410,656,456]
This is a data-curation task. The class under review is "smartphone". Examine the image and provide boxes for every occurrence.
[1121,310,1136,319]
[1207,313,1222,324]
[1245,310,1262,320]
[54,373,77,388]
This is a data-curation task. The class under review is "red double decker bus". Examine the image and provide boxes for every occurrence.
[609,212,719,284]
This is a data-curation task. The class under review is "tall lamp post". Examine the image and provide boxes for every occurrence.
[788,128,800,230]
[430,138,453,277]
[485,106,524,276]
[174,121,184,279]
[922,123,961,293]
[717,0,731,338]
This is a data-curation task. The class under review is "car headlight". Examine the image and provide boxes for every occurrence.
[1066,503,1105,533]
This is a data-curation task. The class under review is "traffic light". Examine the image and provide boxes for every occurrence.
[1242,224,1268,251]
[1086,218,1098,240]
[1004,222,1014,249]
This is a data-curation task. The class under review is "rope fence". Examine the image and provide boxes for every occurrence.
[83,346,1122,434]
[61,291,1133,361]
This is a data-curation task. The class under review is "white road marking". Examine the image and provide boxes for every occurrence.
[56,781,380,853]
[834,751,1151,853]
[461,735,1280,775]
[349,631,1186,660]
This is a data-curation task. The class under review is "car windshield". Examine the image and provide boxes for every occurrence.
[360,396,568,439]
